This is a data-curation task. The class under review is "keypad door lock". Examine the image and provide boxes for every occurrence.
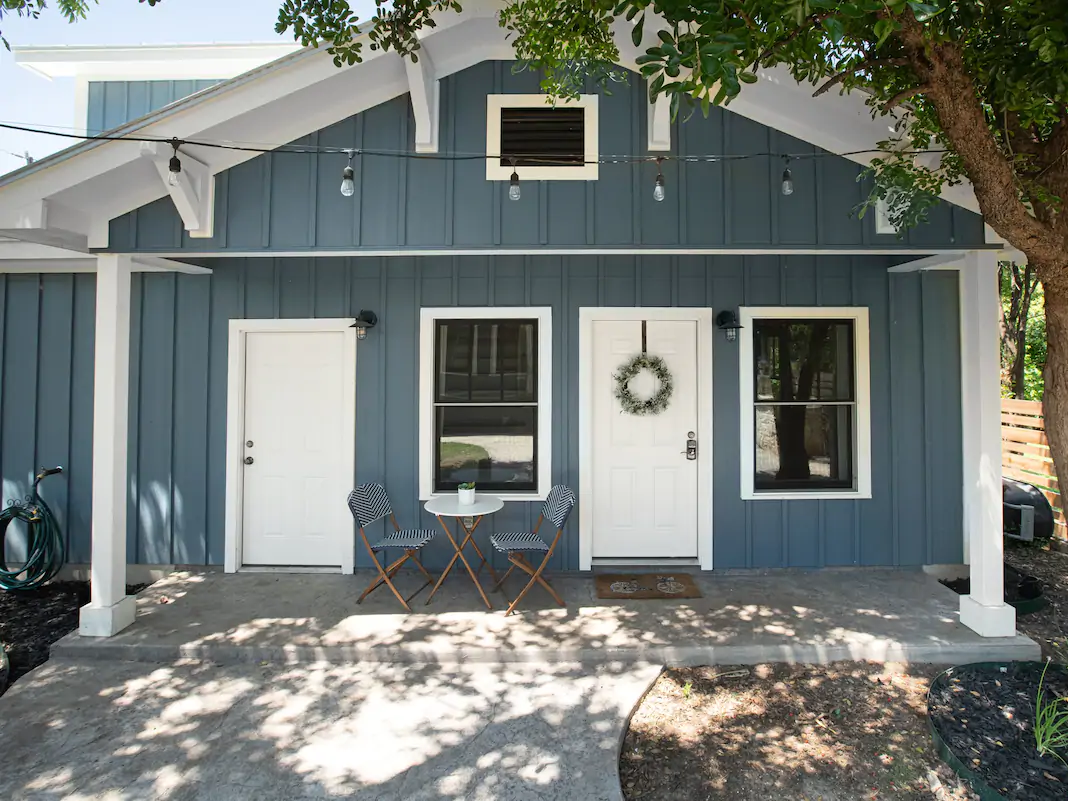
[682,431,698,461]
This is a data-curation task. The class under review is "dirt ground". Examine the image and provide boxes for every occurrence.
[620,662,977,801]
[1005,542,1068,663]
[0,581,146,691]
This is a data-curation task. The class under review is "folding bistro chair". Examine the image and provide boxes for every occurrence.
[348,483,437,612]
[490,485,576,615]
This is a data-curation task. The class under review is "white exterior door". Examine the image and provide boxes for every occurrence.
[590,318,700,559]
[240,330,351,567]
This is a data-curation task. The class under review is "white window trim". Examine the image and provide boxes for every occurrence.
[485,94,599,181]
[738,306,872,501]
[419,306,553,502]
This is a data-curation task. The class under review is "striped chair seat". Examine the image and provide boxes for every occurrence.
[490,532,549,553]
[370,529,437,551]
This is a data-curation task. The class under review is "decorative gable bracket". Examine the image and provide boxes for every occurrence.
[406,50,440,153]
[139,142,215,238]
[648,94,671,152]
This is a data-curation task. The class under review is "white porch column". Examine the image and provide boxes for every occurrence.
[958,250,1016,637]
[79,254,137,637]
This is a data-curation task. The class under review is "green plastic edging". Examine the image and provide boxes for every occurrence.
[927,713,1010,801]
[927,661,1064,801]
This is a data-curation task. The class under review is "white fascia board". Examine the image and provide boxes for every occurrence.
[13,43,303,81]
[886,253,967,272]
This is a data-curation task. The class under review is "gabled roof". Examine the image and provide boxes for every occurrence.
[0,1,982,254]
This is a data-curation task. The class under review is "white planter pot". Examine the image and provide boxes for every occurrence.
[458,488,476,506]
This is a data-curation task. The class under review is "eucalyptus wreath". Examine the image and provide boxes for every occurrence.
[613,354,673,416]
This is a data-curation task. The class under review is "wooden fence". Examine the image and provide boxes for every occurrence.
[1001,398,1067,538]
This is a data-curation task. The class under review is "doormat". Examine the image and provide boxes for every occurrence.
[594,573,702,600]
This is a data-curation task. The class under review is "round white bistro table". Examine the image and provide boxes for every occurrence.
[423,493,504,609]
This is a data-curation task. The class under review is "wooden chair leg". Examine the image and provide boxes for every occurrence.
[358,551,408,602]
[492,562,517,591]
[504,550,563,615]
[358,539,413,612]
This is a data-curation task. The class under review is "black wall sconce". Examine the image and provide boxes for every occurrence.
[351,310,378,340]
[716,310,744,342]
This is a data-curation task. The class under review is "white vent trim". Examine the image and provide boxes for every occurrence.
[485,94,599,181]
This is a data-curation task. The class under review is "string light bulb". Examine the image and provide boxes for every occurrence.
[508,159,521,201]
[167,140,182,187]
[653,158,666,202]
[781,156,794,196]
[340,150,356,197]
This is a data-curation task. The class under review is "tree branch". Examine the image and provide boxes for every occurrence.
[881,85,928,113]
[812,56,909,97]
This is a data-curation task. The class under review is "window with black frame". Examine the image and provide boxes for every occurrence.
[433,318,538,492]
[752,318,856,491]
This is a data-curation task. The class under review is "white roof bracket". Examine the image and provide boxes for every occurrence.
[648,93,671,152]
[405,50,440,153]
[139,141,215,238]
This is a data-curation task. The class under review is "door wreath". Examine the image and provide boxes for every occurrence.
[613,354,673,416]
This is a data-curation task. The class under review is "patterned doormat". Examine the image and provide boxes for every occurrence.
[594,573,702,600]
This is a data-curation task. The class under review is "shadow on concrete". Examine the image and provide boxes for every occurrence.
[55,568,1038,666]
[0,656,655,800]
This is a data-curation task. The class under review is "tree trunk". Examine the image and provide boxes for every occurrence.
[1036,267,1068,497]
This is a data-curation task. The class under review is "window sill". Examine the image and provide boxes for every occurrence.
[742,490,871,501]
[420,492,548,503]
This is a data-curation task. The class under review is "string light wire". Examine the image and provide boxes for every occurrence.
[0,120,948,168]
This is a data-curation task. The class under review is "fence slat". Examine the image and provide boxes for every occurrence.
[1000,400,1066,542]
[1004,451,1056,474]
[1001,425,1050,446]
[1002,440,1051,459]
[1001,411,1047,429]
[1004,465,1060,493]
[1001,398,1045,415]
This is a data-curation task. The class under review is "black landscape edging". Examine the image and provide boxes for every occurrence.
[928,661,1068,801]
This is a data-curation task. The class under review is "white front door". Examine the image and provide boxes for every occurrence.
[590,318,700,559]
[240,330,351,567]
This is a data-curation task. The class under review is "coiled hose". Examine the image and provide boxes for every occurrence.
[0,467,65,591]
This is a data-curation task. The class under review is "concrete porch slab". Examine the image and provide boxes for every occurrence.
[53,568,1040,666]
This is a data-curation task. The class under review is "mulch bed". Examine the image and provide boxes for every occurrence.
[0,581,146,692]
[621,662,977,801]
[1005,544,1068,663]
[939,564,1044,606]
[928,662,1068,800]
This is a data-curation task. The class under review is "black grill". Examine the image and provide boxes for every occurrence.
[499,107,585,168]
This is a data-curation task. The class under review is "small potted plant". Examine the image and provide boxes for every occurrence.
[457,482,476,506]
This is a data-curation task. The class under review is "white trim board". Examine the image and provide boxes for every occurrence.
[737,306,872,501]
[578,307,715,571]
[418,306,554,502]
[115,248,995,259]
[224,318,357,574]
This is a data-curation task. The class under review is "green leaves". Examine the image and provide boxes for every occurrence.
[906,1,943,23]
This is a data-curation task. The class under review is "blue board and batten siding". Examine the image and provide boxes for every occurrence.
[2,59,973,571]
[0,256,963,571]
[87,80,221,134]
[106,61,986,252]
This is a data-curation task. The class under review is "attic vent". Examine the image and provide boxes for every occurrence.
[486,94,599,181]
[500,107,585,168]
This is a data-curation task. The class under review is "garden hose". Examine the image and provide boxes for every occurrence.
[0,467,65,591]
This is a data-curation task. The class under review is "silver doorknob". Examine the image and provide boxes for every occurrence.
[244,456,254,465]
